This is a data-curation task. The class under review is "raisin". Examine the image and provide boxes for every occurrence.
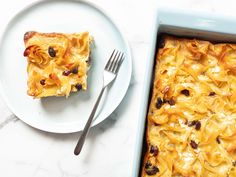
[158,37,165,48]
[188,120,197,127]
[168,98,175,106]
[181,89,190,96]
[48,46,56,57]
[75,84,82,91]
[155,97,163,109]
[40,79,46,85]
[150,145,159,156]
[209,92,216,96]
[145,161,152,169]
[233,161,236,166]
[216,136,221,144]
[23,48,30,57]
[145,166,159,176]
[62,70,71,76]
[195,121,201,130]
[71,67,78,74]
[190,140,198,149]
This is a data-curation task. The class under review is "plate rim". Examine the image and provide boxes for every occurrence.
[0,0,132,133]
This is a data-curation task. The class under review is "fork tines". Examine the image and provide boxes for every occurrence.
[105,49,125,74]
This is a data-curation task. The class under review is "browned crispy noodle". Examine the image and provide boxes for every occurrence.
[142,35,236,177]
[23,31,92,98]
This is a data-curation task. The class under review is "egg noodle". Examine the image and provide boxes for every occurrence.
[142,35,236,177]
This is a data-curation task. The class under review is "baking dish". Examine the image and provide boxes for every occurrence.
[132,7,236,177]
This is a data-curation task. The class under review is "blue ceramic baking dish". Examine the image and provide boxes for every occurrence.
[132,7,236,177]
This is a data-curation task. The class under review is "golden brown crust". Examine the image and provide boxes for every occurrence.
[24,31,72,43]
[24,31,36,43]
[24,31,93,98]
[141,35,236,177]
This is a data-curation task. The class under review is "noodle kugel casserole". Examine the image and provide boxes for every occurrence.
[23,31,92,98]
[141,35,236,177]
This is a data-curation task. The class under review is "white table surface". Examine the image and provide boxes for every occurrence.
[0,0,236,177]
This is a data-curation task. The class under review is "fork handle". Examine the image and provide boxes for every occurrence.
[74,86,106,155]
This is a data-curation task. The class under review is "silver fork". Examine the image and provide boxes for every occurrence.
[74,49,125,155]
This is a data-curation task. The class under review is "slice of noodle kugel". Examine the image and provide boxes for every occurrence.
[23,31,93,98]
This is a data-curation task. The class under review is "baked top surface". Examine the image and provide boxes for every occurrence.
[23,31,92,98]
[142,36,236,177]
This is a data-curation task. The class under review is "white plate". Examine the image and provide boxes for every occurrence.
[0,0,132,133]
